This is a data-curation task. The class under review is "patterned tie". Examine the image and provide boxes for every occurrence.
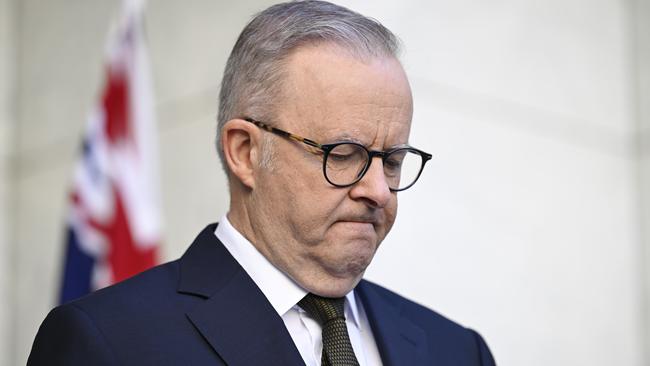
[298,293,360,366]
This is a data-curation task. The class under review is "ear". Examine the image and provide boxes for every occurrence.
[221,118,261,189]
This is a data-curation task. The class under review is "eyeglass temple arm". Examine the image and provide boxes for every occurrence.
[244,117,323,149]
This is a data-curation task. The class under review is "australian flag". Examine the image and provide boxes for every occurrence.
[59,0,161,304]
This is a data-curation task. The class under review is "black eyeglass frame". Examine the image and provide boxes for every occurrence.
[244,117,432,192]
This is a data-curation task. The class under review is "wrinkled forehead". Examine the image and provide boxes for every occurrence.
[276,43,413,147]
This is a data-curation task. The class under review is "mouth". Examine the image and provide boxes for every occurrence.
[335,216,381,230]
[338,221,374,228]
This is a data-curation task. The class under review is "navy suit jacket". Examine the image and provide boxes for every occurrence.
[28,223,496,365]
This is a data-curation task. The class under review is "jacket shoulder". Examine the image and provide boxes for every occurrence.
[28,302,120,365]
[29,260,199,365]
[70,259,182,312]
[359,279,464,328]
[358,279,496,365]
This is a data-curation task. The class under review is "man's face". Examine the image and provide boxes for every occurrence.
[248,44,413,297]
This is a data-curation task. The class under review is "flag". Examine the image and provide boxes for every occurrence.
[59,0,161,304]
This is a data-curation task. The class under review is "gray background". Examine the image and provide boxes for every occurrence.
[1,0,649,365]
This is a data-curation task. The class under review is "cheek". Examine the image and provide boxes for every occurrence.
[272,162,341,232]
[290,186,347,235]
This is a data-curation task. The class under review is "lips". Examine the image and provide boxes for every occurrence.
[335,214,381,228]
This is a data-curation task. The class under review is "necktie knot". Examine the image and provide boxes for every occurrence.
[298,293,345,325]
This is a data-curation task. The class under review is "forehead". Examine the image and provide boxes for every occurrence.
[276,44,413,147]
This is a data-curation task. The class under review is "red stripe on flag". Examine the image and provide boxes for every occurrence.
[103,68,132,145]
[87,187,157,283]
[106,188,157,282]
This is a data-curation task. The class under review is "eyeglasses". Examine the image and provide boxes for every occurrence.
[244,118,432,192]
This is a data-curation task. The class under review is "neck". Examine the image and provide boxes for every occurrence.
[226,198,257,250]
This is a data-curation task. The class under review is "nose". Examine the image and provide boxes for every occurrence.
[349,157,392,208]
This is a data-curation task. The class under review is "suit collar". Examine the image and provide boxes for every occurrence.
[356,280,427,366]
[177,223,236,297]
[178,223,305,366]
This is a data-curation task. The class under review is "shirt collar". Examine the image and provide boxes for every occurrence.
[214,214,361,327]
[344,290,361,328]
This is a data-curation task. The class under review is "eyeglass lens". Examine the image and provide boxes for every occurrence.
[325,143,423,190]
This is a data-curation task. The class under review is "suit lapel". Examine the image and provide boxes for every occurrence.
[356,281,427,366]
[178,224,305,366]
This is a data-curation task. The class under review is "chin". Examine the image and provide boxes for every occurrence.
[308,275,364,298]
[298,235,381,297]
[310,252,374,297]
[344,249,375,274]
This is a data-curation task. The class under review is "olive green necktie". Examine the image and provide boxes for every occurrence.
[298,293,360,366]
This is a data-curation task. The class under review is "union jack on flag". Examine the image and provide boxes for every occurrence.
[59,0,161,304]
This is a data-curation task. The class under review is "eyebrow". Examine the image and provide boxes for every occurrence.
[324,132,411,150]
[324,133,366,145]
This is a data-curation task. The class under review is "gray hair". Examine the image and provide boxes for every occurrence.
[216,0,401,173]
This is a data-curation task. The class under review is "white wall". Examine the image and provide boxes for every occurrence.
[635,0,650,361]
[0,0,14,365]
[5,1,647,365]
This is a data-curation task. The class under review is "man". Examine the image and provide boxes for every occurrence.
[29,1,496,365]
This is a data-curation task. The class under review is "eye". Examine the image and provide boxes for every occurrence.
[384,157,402,169]
[328,143,365,162]
[329,152,355,161]
[384,150,407,174]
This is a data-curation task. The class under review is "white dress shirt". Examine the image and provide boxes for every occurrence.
[215,214,383,366]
